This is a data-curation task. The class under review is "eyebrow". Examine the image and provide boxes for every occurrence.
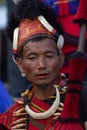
[27,52,38,56]
[30,50,55,54]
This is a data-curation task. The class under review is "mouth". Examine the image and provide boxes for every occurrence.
[35,73,49,79]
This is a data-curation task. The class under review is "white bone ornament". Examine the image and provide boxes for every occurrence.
[12,27,19,64]
[25,85,60,119]
[38,15,64,50]
[57,35,64,51]
[38,15,55,33]
[13,27,19,54]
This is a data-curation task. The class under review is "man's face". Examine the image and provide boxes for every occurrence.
[17,38,64,86]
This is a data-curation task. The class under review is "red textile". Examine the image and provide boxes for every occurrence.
[54,57,86,130]
[0,97,56,130]
[73,0,87,22]
[58,15,80,37]
[58,0,69,16]
[55,122,84,130]
[61,58,86,118]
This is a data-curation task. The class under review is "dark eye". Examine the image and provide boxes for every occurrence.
[46,54,54,58]
[28,56,37,60]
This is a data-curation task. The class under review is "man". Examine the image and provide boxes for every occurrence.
[0,0,86,129]
[0,0,65,129]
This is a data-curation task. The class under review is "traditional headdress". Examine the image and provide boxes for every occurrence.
[7,0,64,62]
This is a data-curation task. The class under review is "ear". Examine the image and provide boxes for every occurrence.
[15,57,25,73]
[59,53,65,69]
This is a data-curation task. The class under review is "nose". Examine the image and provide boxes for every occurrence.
[37,57,47,70]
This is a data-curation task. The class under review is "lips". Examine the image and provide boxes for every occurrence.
[35,73,49,79]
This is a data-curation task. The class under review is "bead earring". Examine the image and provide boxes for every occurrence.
[21,73,25,77]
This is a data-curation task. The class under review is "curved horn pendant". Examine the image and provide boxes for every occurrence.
[38,15,57,35]
[13,27,19,55]
[24,85,60,119]
[38,15,64,51]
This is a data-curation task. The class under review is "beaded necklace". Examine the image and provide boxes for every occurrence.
[12,77,67,130]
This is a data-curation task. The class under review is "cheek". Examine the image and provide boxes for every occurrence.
[50,60,60,73]
[24,65,35,82]
[22,61,34,76]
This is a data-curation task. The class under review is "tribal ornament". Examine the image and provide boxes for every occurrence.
[11,83,67,130]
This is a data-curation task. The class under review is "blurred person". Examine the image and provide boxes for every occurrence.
[0,0,87,130]
[0,80,13,113]
[42,0,87,79]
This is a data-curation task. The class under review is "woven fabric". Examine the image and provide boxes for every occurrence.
[73,0,87,22]
[42,0,80,16]
[18,18,52,49]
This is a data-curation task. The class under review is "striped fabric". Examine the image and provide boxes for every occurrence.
[42,0,87,75]
[42,0,80,16]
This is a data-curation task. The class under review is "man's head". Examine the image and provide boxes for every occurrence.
[14,16,64,86]
[16,36,64,86]
[7,0,64,86]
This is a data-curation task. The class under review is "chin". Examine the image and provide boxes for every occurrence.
[34,80,55,87]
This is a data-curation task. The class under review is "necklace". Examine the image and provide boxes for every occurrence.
[24,84,60,119]
[12,84,66,130]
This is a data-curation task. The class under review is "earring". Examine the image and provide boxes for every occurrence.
[21,73,25,77]
[57,35,64,53]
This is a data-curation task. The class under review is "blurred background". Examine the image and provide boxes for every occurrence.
[0,0,7,83]
[0,0,30,100]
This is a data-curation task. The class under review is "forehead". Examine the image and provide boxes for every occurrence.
[23,38,57,53]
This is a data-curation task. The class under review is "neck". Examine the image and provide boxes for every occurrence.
[33,79,59,100]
